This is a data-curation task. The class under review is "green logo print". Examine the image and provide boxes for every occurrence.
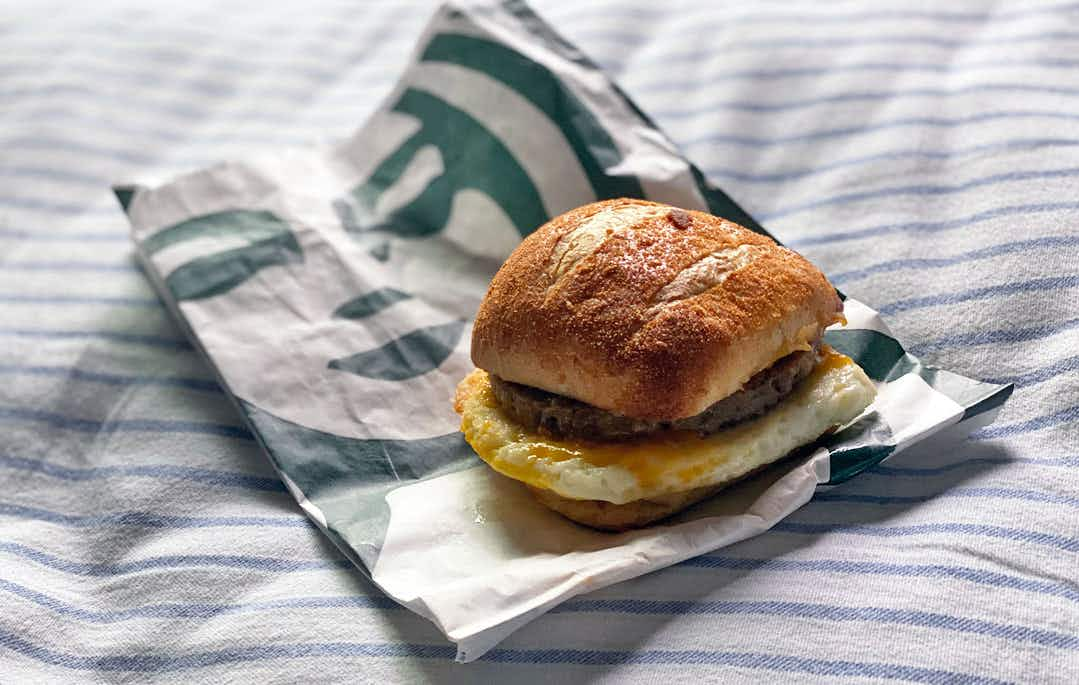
[334,32,649,249]
[422,32,764,237]
[138,209,302,302]
[328,320,466,381]
[241,398,471,516]
[328,286,461,384]
[333,288,413,320]
[420,33,644,202]
[334,87,547,245]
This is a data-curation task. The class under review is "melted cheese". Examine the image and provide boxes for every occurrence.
[455,348,876,505]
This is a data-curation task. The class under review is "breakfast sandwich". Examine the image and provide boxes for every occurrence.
[454,199,876,530]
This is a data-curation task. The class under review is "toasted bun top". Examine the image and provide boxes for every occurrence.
[470,199,843,421]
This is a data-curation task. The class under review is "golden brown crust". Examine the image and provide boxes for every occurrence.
[471,199,842,421]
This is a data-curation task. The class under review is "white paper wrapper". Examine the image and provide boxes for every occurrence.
[116,0,1011,662]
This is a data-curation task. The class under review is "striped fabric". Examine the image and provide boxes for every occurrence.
[2,0,1076,682]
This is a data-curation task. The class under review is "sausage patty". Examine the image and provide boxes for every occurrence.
[489,341,822,441]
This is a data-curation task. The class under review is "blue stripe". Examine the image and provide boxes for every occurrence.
[5,115,1079,189]
[790,201,1079,248]
[0,228,127,242]
[3,574,1068,654]
[21,110,1065,180]
[9,107,1079,169]
[877,275,1079,315]
[10,77,1074,132]
[10,93,1079,206]
[909,316,1079,354]
[0,68,386,112]
[760,168,1079,221]
[3,133,299,167]
[814,486,1079,508]
[10,17,1068,97]
[0,501,305,529]
[653,83,1079,119]
[1,544,1068,660]
[1,260,137,272]
[0,541,346,576]
[551,2,1079,26]
[971,403,1079,440]
[0,455,283,491]
[9,80,1079,151]
[0,19,336,70]
[0,294,161,307]
[5,541,1074,634]
[2,102,350,149]
[4,132,168,165]
[10,102,343,143]
[0,164,113,186]
[0,79,381,120]
[0,194,116,215]
[679,556,1079,603]
[682,110,1079,149]
[6,101,368,148]
[31,7,1078,108]
[0,329,191,349]
[51,45,341,81]
[0,4,421,71]
[0,161,136,190]
[15,138,1073,202]
[0,18,415,100]
[555,599,1079,649]
[870,456,1079,476]
[0,130,346,176]
[830,235,1079,284]
[610,30,1079,55]
[774,521,1079,552]
[620,55,1079,83]
[704,138,1079,184]
[639,58,1079,95]
[0,365,222,392]
[0,631,1010,681]
[0,407,251,440]
[6,551,1076,629]
[6,557,1070,635]
[0,578,395,623]
[980,355,1079,388]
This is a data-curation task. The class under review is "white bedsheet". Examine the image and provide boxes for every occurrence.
[2,1,1077,682]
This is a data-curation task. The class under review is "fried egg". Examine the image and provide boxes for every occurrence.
[454,349,877,505]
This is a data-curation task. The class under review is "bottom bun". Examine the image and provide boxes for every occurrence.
[527,482,724,531]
